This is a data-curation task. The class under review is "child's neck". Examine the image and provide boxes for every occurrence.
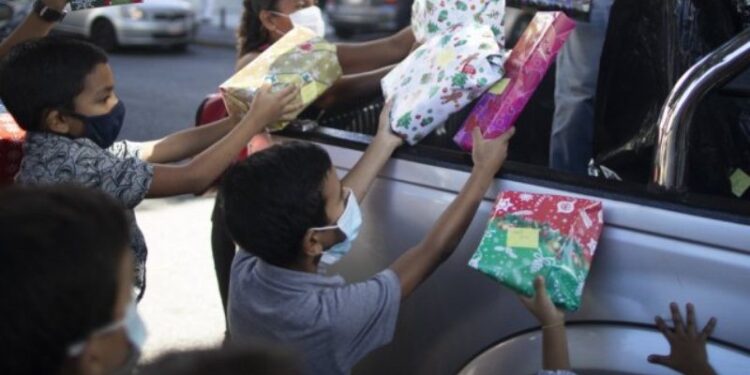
[287,258,319,274]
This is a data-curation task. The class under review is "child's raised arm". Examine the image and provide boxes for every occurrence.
[340,101,403,203]
[648,303,718,375]
[145,85,301,198]
[519,276,573,373]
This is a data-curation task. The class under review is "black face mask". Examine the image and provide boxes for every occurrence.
[73,100,126,149]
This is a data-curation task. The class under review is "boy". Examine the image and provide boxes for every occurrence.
[221,102,515,374]
[0,36,301,298]
[0,186,144,375]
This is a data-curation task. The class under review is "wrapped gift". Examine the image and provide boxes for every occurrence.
[468,191,604,311]
[220,27,342,131]
[507,0,592,21]
[381,24,504,145]
[70,0,142,11]
[454,12,575,150]
[412,0,506,45]
[0,102,25,186]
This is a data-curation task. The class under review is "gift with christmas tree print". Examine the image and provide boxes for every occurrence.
[468,191,604,311]
[70,0,142,11]
[0,102,25,186]
[411,0,507,46]
[507,0,592,21]
[220,26,342,132]
[381,23,505,145]
[454,12,575,151]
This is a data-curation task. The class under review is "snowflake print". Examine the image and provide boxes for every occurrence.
[495,198,514,212]
[557,201,575,214]
[519,193,534,202]
[587,239,598,252]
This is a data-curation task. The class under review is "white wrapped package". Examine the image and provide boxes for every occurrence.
[412,0,506,45]
[381,24,505,145]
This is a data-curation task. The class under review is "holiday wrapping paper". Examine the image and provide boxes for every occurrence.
[468,191,603,311]
[220,27,342,131]
[412,0,506,45]
[454,12,575,150]
[0,102,25,186]
[507,0,592,21]
[381,24,505,145]
[70,0,142,11]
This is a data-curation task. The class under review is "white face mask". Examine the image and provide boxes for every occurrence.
[274,6,327,38]
[312,188,362,265]
[68,298,148,373]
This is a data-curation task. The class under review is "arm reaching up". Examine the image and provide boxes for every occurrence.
[0,0,68,58]
[390,126,515,299]
[519,276,572,373]
[648,303,718,375]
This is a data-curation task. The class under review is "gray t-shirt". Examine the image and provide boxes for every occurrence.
[228,250,401,375]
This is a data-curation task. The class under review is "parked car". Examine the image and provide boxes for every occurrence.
[272,22,750,375]
[0,0,31,41]
[53,0,197,51]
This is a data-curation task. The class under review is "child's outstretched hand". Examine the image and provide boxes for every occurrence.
[374,100,403,150]
[648,303,717,375]
[519,276,565,327]
[246,84,302,127]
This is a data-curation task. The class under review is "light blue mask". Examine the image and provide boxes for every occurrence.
[68,297,148,373]
[314,188,362,265]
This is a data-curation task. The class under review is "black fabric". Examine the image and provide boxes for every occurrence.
[593,0,750,198]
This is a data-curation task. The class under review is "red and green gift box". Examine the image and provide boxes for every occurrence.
[468,191,604,311]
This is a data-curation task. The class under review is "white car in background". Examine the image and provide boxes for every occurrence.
[54,0,197,51]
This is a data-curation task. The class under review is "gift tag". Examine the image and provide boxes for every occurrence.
[507,227,540,249]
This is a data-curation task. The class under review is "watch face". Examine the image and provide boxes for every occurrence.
[35,0,65,22]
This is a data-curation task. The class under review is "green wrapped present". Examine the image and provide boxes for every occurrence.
[468,191,604,311]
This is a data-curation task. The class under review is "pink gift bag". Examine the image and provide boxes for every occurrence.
[453,12,576,151]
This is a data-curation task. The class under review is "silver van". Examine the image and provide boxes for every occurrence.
[278,23,750,375]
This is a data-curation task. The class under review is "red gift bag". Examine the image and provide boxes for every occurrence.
[0,104,25,186]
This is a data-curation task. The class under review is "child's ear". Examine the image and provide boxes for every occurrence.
[258,10,280,35]
[44,109,72,135]
[301,228,324,258]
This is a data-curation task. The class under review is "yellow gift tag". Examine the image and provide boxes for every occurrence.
[730,168,750,197]
[489,78,510,95]
[507,228,540,249]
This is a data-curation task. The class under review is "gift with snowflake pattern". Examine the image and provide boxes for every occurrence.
[454,12,575,151]
[412,0,507,45]
[70,0,142,11]
[381,24,504,145]
[220,27,342,131]
[468,191,604,311]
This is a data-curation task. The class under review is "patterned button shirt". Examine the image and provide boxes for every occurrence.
[16,132,154,299]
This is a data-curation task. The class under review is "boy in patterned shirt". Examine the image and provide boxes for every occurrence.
[0,37,301,298]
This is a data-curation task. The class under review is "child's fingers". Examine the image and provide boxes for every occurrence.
[471,126,483,145]
[670,302,686,336]
[685,303,697,336]
[700,317,718,340]
[518,294,535,311]
[655,315,674,340]
[532,276,548,301]
[647,354,673,368]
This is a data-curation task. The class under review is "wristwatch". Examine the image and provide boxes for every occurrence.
[33,0,67,23]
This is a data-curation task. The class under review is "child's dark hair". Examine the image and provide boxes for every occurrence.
[0,185,130,375]
[0,36,108,131]
[140,344,303,375]
[221,141,332,267]
[237,0,279,57]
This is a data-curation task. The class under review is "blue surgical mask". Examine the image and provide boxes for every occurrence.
[74,100,126,149]
[313,188,362,265]
[68,297,148,372]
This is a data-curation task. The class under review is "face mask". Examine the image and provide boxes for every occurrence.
[273,6,326,38]
[68,298,148,373]
[313,188,362,265]
[74,100,126,149]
